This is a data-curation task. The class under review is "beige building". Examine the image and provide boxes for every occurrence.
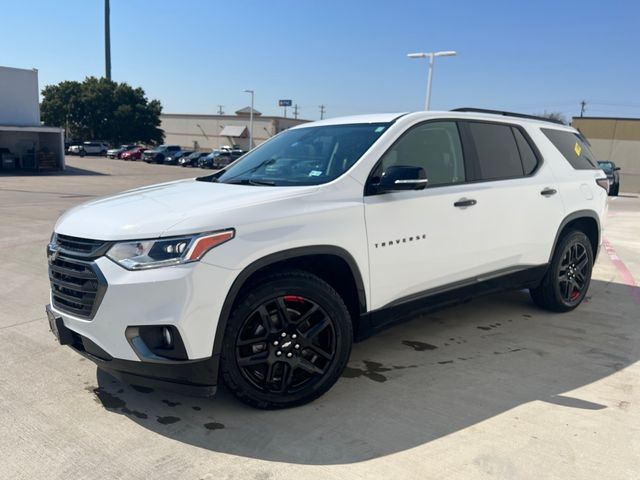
[160,107,309,152]
[572,116,640,193]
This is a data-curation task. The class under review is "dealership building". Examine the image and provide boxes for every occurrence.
[160,108,309,152]
[0,65,65,172]
[572,116,640,193]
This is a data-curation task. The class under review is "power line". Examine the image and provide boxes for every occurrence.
[319,104,326,120]
[217,105,224,115]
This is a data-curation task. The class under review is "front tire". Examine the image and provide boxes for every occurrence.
[221,270,353,409]
[530,230,593,312]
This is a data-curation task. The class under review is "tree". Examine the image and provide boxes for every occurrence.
[41,77,164,145]
[537,111,568,125]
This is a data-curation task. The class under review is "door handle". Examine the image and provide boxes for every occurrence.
[540,188,557,196]
[454,198,477,208]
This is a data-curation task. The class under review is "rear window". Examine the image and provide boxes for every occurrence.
[467,122,523,180]
[542,129,598,170]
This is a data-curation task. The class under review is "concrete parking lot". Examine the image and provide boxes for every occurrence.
[1,156,639,480]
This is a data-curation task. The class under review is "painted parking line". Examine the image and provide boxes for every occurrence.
[602,236,640,305]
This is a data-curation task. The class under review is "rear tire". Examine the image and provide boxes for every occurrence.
[221,270,353,409]
[530,229,593,312]
[610,184,619,196]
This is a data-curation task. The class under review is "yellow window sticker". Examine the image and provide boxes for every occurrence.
[574,142,582,156]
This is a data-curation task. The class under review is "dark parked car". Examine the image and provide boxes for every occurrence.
[200,149,245,169]
[143,145,181,164]
[179,151,208,167]
[597,160,621,196]
[198,151,218,169]
[164,150,194,165]
[214,148,245,168]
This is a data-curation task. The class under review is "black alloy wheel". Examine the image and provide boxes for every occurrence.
[221,270,352,409]
[530,229,593,312]
[235,295,336,395]
[557,241,590,304]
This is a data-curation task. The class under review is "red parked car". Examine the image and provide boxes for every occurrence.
[121,146,146,161]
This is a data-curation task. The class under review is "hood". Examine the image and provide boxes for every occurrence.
[54,179,316,240]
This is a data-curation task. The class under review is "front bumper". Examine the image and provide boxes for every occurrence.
[48,248,240,397]
[48,304,218,396]
[50,255,236,361]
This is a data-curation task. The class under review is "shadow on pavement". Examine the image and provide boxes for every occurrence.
[90,279,639,465]
[0,165,107,176]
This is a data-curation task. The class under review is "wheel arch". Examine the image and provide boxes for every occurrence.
[212,246,367,357]
[550,209,600,262]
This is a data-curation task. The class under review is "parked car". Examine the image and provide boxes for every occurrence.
[213,148,245,168]
[46,109,608,409]
[198,150,218,169]
[68,142,109,157]
[0,147,18,169]
[164,150,194,165]
[597,160,621,196]
[179,151,208,167]
[107,145,138,159]
[121,146,146,161]
[142,145,181,164]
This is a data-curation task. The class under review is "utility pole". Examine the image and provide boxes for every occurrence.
[319,104,326,120]
[580,100,587,117]
[104,0,111,80]
[217,105,224,115]
[293,104,299,120]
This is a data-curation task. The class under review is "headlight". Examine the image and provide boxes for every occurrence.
[106,229,234,270]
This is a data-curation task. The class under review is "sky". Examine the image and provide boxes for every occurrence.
[3,0,640,121]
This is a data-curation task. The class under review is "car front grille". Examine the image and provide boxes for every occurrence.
[49,255,106,319]
[56,234,109,257]
[49,235,110,319]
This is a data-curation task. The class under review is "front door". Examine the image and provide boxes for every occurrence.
[364,120,490,311]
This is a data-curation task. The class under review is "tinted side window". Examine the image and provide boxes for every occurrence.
[542,128,598,170]
[468,122,524,180]
[377,121,465,187]
[512,127,539,175]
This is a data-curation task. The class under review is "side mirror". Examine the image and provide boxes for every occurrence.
[377,165,428,192]
[614,167,621,171]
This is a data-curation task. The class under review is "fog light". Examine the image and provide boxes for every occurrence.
[162,327,173,348]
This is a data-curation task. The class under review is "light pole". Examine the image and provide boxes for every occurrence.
[407,51,457,110]
[105,0,111,80]
[243,89,254,150]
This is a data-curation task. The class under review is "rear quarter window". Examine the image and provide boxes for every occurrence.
[542,128,598,170]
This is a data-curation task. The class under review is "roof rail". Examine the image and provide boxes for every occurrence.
[451,108,565,125]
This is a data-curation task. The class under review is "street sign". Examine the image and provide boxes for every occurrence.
[278,99,292,107]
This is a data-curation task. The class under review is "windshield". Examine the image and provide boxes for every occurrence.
[214,123,390,186]
[598,161,614,172]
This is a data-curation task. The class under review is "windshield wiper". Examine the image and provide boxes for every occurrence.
[226,178,276,186]
[249,179,276,186]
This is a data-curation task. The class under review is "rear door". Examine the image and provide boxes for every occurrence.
[459,120,566,268]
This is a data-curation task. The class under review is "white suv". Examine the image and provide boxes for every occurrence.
[46,109,608,408]
[68,141,109,157]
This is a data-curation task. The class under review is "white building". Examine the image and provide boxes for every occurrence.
[0,65,65,171]
[160,107,309,151]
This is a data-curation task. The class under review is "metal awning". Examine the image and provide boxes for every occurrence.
[220,125,248,137]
